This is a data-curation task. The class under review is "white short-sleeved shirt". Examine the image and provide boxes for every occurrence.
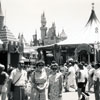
[10,68,27,86]
[77,69,87,83]
[68,66,76,79]
[74,64,79,73]
[93,68,100,81]
[83,66,88,78]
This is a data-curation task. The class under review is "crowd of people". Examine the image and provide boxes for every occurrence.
[0,58,100,100]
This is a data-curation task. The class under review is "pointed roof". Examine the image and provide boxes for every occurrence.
[0,1,3,16]
[82,3,100,43]
[0,1,18,43]
[86,3,99,26]
[41,12,46,26]
[42,12,45,18]
[0,26,17,43]
[57,3,100,46]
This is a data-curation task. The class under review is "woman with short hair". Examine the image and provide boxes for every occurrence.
[48,63,63,100]
[30,60,48,100]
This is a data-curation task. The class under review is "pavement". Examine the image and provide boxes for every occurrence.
[62,87,95,100]
[0,88,95,100]
[62,91,95,100]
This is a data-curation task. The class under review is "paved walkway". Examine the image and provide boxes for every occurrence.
[62,86,95,100]
[63,91,95,100]
[0,87,95,100]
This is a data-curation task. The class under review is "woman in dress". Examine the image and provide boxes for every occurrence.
[30,60,48,100]
[48,63,63,100]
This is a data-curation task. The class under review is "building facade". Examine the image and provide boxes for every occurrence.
[37,3,100,65]
[0,1,23,70]
[32,12,67,46]
[40,12,67,45]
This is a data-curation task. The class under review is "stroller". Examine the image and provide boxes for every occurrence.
[80,92,90,100]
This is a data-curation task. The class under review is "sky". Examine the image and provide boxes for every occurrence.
[1,0,100,43]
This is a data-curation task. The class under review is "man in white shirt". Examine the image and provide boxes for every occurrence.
[93,63,100,100]
[67,62,77,91]
[73,60,79,73]
[9,60,27,100]
[76,63,88,100]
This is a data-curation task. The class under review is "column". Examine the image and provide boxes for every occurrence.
[87,52,90,64]
[7,52,10,70]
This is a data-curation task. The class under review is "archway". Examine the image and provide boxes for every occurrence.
[75,44,93,63]
[78,50,88,63]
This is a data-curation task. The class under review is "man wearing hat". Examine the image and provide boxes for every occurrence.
[9,60,27,100]
[0,64,9,100]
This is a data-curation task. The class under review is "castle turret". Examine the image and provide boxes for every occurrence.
[33,30,37,41]
[59,29,67,40]
[40,12,47,44]
[51,22,56,36]
[0,1,4,30]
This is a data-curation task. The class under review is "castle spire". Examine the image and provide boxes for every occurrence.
[41,12,46,27]
[40,12,47,43]
[0,0,4,30]
[0,1,3,16]
[35,29,37,39]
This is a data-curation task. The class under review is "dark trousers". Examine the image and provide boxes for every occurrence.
[77,82,86,92]
[13,86,25,100]
[94,80,100,100]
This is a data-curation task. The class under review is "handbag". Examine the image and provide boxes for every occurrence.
[10,74,22,91]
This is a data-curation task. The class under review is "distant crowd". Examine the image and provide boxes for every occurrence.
[0,58,100,100]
